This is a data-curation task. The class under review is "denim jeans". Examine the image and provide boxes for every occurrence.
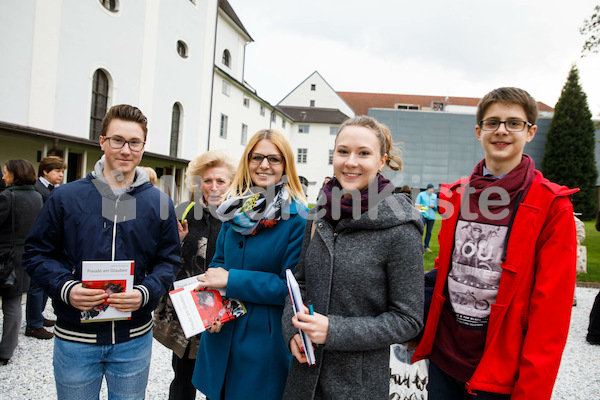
[53,331,152,400]
[422,216,435,248]
[26,279,49,329]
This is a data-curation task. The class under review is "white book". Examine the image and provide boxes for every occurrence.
[80,260,135,322]
[285,269,316,366]
[169,276,246,339]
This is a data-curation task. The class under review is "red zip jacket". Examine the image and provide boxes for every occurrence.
[413,171,577,399]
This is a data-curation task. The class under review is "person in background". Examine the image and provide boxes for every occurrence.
[322,176,332,187]
[282,115,424,399]
[139,166,158,186]
[415,183,437,252]
[399,184,413,202]
[25,155,67,340]
[0,159,43,365]
[587,212,600,345]
[413,87,577,399]
[23,104,181,399]
[191,129,308,400]
[153,150,235,400]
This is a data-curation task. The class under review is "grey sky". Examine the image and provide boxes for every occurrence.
[229,0,600,117]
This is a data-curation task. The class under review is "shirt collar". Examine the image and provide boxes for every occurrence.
[482,165,508,179]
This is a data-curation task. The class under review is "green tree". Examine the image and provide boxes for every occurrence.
[542,65,598,219]
[580,5,600,56]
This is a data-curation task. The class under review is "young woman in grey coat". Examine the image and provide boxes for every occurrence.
[282,116,424,399]
[0,159,43,365]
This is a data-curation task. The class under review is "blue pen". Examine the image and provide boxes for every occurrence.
[308,300,314,315]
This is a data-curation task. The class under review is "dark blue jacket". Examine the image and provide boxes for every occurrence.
[23,170,181,345]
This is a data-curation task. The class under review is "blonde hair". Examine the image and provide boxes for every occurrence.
[185,150,236,191]
[139,166,157,184]
[337,115,403,171]
[228,129,307,206]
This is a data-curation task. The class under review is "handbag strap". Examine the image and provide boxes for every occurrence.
[6,189,15,248]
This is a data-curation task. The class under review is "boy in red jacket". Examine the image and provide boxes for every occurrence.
[413,87,577,399]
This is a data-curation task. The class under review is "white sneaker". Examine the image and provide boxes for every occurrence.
[424,247,432,253]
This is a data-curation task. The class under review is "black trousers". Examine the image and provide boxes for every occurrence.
[428,361,510,400]
[587,290,600,343]
[169,345,197,400]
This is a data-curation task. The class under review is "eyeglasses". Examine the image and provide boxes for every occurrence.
[103,136,146,152]
[248,152,284,165]
[479,120,533,132]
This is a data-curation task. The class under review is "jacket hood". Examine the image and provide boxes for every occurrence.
[315,193,423,234]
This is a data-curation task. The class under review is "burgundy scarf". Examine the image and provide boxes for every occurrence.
[464,154,536,225]
[321,174,395,229]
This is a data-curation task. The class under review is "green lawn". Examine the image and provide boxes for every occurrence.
[423,219,599,283]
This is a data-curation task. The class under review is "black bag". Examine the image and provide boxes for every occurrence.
[0,190,16,289]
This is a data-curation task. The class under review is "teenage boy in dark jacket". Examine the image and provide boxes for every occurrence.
[413,88,577,400]
[24,105,181,399]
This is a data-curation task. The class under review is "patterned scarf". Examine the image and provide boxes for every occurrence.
[320,174,395,229]
[216,183,290,235]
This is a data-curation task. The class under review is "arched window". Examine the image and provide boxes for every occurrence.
[222,49,231,67]
[89,69,109,141]
[99,0,118,12]
[170,103,182,157]
[177,40,188,58]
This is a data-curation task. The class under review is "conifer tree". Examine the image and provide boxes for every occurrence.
[542,65,598,219]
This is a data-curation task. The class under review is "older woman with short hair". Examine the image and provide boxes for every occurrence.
[153,150,235,400]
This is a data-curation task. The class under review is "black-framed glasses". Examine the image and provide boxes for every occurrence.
[479,119,533,132]
[103,136,146,152]
[248,152,284,165]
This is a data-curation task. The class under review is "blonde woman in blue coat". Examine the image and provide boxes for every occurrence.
[192,129,308,400]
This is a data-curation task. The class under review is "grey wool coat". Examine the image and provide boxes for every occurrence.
[282,193,425,400]
[0,185,43,296]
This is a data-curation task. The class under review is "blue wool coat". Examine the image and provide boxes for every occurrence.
[192,200,308,400]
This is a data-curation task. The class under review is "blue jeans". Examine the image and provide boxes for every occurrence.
[26,279,49,329]
[422,216,435,248]
[428,361,510,399]
[53,331,152,400]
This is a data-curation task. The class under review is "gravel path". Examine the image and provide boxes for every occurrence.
[1,287,599,399]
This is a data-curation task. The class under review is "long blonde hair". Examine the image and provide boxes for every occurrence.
[228,129,307,206]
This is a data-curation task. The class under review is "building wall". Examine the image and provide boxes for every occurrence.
[278,71,354,118]
[369,108,553,188]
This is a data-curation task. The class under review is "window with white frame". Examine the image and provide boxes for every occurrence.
[328,150,333,165]
[271,113,276,123]
[220,114,228,138]
[260,105,265,116]
[298,125,309,134]
[310,100,315,107]
[89,69,109,141]
[282,119,286,128]
[297,148,307,164]
[241,123,248,145]
[222,80,230,96]
[311,84,316,91]
[330,126,338,135]
[99,0,118,12]
[222,49,231,68]
[243,96,250,108]
[176,40,188,58]
[170,103,182,158]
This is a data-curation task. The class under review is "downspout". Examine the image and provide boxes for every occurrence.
[206,4,219,151]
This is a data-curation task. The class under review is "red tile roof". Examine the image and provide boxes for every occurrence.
[337,91,554,116]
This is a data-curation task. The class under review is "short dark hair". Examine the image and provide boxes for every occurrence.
[101,104,148,139]
[38,156,67,177]
[5,159,37,185]
[476,87,539,125]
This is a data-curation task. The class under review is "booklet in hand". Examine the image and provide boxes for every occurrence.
[285,269,316,366]
[169,275,246,339]
[80,260,135,322]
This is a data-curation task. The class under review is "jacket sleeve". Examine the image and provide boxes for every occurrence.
[282,218,314,348]
[23,191,76,300]
[137,195,181,311]
[511,196,576,399]
[325,223,424,351]
[225,212,307,306]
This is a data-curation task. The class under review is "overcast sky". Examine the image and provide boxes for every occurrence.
[228,0,600,118]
